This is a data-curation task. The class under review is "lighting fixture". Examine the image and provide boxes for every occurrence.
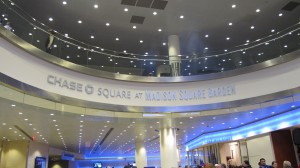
[278,13,283,17]
[49,17,53,21]
[228,22,233,26]
[256,9,260,13]
[232,4,236,8]
[153,11,157,15]
[158,28,162,32]
[226,37,230,40]
[205,34,209,38]
[180,15,184,19]
[124,8,128,12]
[139,40,143,43]
[251,26,255,29]
[62,1,67,5]
[133,25,137,29]
[94,4,98,8]
[106,23,110,26]
[78,20,82,24]
[91,35,94,39]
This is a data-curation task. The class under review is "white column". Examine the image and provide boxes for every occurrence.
[135,141,147,168]
[160,128,178,168]
[168,35,181,76]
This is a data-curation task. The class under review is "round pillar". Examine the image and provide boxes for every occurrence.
[168,35,182,76]
[135,141,147,168]
[160,128,178,168]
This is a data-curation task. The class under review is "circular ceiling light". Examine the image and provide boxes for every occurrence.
[232,4,236,8]
[78,20,82,24]
[94,4,98,8]
[180,15,184,19]
[106,23,110,26]
[205,34,209,38]
[62,1,67,5]
[139,40,143,43]
[250,26,255,29]
[228,22,233,26]
[132,25,137,29]
[49,17,53,22]
[124,8,129,12]
[90,35,94,39]
[116,38,119,41]
[158,28,162,32]
[226,37,230,40]
[153,11,157,15]
[256,9,260,13]
[278,13,283,17]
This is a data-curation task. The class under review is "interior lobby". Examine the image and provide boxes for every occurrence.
[1,0,300,168]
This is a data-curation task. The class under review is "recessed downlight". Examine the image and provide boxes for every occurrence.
[49,17,53,22]
[153,11,157,15]
[232,4,236,8]
[106,23,110,26]
[158,28,162,32]
[62,1,67,5]
[94,4,98,8]
[78,20,82,24]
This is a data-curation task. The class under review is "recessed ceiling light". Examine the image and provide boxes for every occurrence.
[234,118,238,120]
[106,23,110,26]
[78,20,82,24]
[158,28,162,32]
[90,35,94,39]
[224,49,228,52]
[132,25,137,29]
[232,4,236,8]
[204,47,208,50]
[153,11,157,15]
[139,40,143,43]
[250,26,255,29]
[291,105,295,108]
[94,4,98,8]
[18,112,23,115]
[116,38,119,41]
[246,40,250,43]
[180,15,184,19]
[226,37,230,40]
[49,17,53,22]
[205,34,209,38]
[62,1,67,5]
[124,8,128,12]
[256,9,260,13]
[228,22,233,26]
[123,50,127,53]
[50,113,54,116]
[11,104,16,107]
[24,119,28,121]
[162,42,166,46]
[278,13,283,17]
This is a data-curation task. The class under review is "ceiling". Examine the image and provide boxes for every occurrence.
[0,0,299,76]
[7,0,300,56]
[1,84,300,158]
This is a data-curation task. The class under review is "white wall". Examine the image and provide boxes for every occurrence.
[27,141,49,168]
[247,134,275,167]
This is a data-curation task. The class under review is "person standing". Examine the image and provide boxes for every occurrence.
[259,158,271,168]
[45,29,55,53]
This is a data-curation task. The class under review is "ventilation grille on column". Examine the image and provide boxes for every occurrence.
[121,0,168,10]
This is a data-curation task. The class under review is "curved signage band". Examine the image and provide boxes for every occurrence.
[1,28,300,112]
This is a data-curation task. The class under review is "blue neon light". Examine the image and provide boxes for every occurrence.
[186,107,300,150]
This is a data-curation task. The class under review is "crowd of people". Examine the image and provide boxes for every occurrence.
[185,158,294,168]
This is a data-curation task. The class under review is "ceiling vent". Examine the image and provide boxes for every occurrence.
[121,0,168,10]
[282,1,300,11]
[136,0,153,8]
[151,0,168,10]
[130,15,145,24]
[121,0,137,6]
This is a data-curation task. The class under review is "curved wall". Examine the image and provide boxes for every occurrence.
[1,33,300,112]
